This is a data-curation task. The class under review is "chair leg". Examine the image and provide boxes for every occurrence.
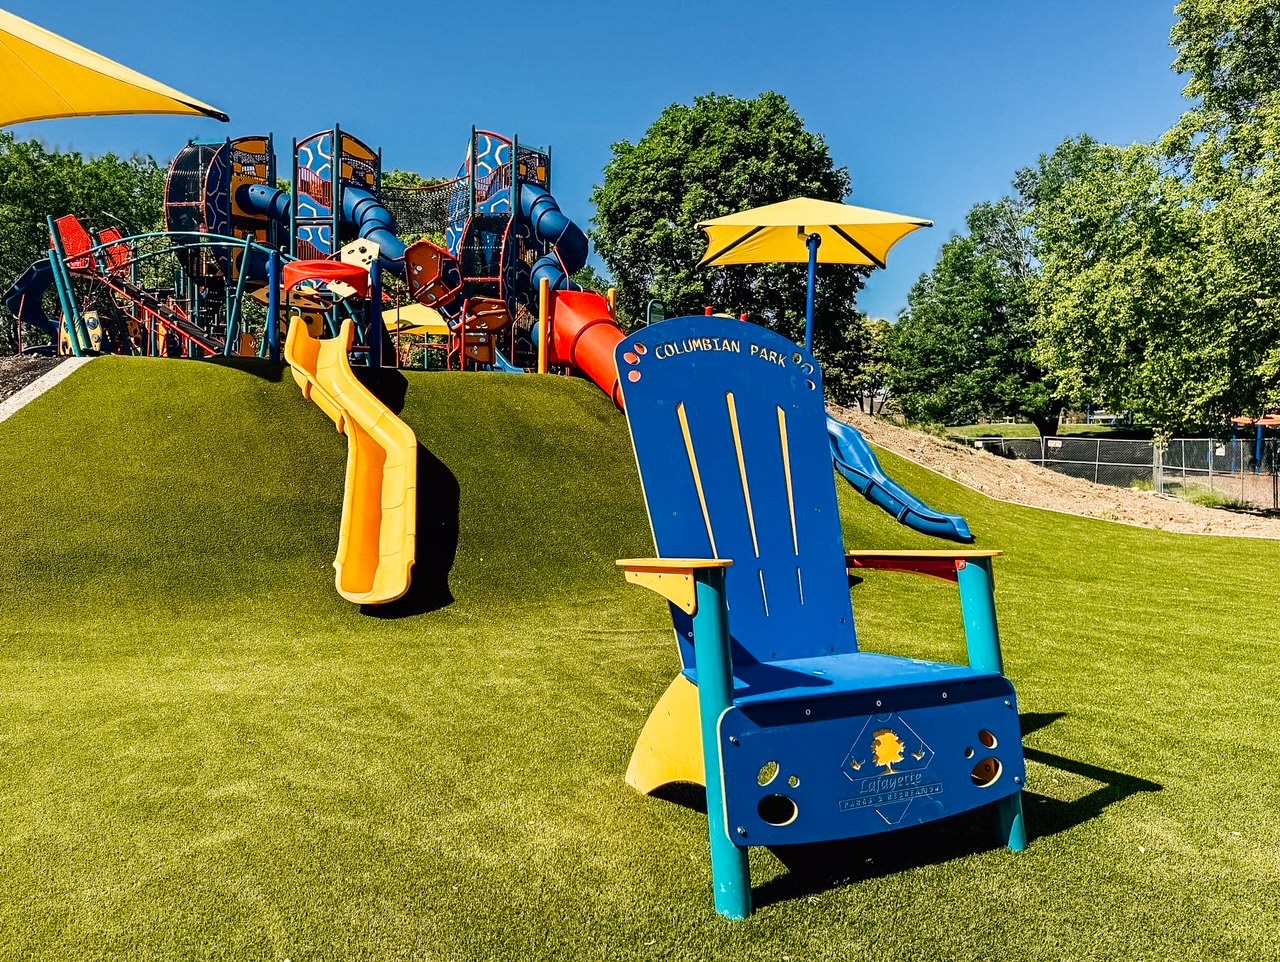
[997,790,1027,852]
[625,674,704,794]
[707,799,752,920]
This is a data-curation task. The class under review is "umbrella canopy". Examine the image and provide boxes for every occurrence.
[0,8,229,127]
[698,197,931,270]
[697,197,932,351]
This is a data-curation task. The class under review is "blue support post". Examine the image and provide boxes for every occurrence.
[691,567,752,920]
[190,282,201,357]
[267,250,281,364]
[290,138,299,258]
[804,231,820,354]
[331,124,342,258]
[1256,424,1264,474]
[369,258,383,368]
[224,235,254,355]
[469,125,477,217]
[46,216,85,356]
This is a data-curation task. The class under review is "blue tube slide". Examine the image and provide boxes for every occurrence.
[342,186,406,266]
[236,184,406,276]
[827,416,974,543]
[519,184,587,291]
[3,258,58,339]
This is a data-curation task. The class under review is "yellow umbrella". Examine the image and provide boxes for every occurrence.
[697,197,931,350]
[0,8,229,126]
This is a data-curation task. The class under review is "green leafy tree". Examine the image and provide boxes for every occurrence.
[1163,0,1280,416]
[1166,0,1280,188]
[590,92,869,382]
[846,315,892,414]
[1023,128,1280,435]
[571,263,612,297]
[888,199,1060,435]
[0,134,166,352]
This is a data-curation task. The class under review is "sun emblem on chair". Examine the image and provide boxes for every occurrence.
[871,729,906,773]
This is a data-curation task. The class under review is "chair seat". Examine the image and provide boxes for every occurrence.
[686,651,994,707]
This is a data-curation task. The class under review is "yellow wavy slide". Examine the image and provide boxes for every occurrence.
[285,317,416,604]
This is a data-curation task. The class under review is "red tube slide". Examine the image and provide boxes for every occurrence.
[550,290,626,408]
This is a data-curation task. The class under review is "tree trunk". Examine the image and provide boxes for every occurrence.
[1030,399,1066,438]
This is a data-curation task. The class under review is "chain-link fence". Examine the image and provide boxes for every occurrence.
[955,435,1280,511]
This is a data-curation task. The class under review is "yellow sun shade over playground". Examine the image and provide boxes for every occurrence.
[0,8,229,127]
[697,197,932,270]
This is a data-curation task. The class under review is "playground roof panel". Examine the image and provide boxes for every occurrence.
[0,9,229,127]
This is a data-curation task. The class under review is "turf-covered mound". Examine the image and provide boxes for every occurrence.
[1,357,1277,960]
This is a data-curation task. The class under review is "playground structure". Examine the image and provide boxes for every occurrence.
[1,124,978,617]
[1,125,637,608]
[3,126,627,396]
[614,315,1025,919]
[0,118,1027,917]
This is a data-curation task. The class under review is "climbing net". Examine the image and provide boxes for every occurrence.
[381,178,462,241]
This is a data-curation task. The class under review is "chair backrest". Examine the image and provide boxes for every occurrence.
[616,315,858,670]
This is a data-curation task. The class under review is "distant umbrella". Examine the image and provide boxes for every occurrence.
[0,8,229,127]
[698,197,931,351]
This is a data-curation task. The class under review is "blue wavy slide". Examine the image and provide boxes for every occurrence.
[4,259,58,338]
[827,416,973,543]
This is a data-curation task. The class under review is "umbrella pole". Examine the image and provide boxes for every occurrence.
[804,232,820,353]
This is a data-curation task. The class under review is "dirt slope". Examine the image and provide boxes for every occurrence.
[829,404,1280,540]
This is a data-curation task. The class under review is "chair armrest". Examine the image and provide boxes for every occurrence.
[616,558,733,615]
[846,549,1002,582]
[845,549,1008,675]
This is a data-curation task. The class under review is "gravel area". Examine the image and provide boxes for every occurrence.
[0,354,64,403]
[829,404,1280,540]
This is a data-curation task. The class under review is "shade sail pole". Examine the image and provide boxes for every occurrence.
[804,231,820,353]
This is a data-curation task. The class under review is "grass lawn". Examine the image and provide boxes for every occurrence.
[1,358,1277,961]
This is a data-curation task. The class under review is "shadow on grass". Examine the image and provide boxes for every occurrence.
[205,356,286,382]
[352,363,409,415]
[651,709,1161,910]
[364,441,460,618]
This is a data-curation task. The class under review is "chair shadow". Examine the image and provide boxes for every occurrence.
[651,710,1162,910]
[364,441,460,619]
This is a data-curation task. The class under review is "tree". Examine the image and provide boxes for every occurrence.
[887,198,1061,435]
[847,315,892,414]
[590,92,869,378]
[1023,135,1277,435]
[1167,0,1280,187]
[571,263,613,297]
[1164,0,1280,417]
[0,134,166,352]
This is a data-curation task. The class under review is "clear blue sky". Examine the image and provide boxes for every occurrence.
[5,0,1189,319]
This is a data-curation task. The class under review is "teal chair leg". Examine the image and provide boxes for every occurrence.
[959,559,1029,853]
[693,570,752,920]
[956,557,1003,674]
[997,791,1027,851]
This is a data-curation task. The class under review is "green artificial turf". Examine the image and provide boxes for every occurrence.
[1,357,1277,961]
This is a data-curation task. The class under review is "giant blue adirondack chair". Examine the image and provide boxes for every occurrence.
[614,315,1026,919]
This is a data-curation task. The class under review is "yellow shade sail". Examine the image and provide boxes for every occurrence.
[382,303,451,337]
[0,8,229,127]
[697,197,931,270]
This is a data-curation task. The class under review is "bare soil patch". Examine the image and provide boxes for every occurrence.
[830,404,1280,540]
